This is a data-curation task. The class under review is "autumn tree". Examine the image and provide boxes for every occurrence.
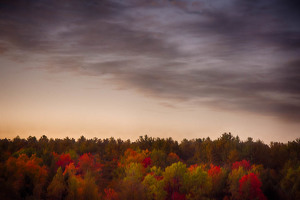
[4,154,48,199]
[143,166,166,200]
[238,173,266,200]
[151,149,167,169]
[77,153,102,176]
[53,153,73,170]
[185,164,210,200]
[119,162,147,200]
[163,162,187,200]
[0,135,299,200]
[167,152,180,166]
[80,171,100,200]
[104,188,119,200]
[228,163,248,199]
[280,166,300,199]
[207,164,227,198]
[47,167,66,200]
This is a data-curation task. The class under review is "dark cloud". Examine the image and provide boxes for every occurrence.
[278,59,300,93]
[0,0,300,121]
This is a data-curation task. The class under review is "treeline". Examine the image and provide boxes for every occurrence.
[0,133,299,199]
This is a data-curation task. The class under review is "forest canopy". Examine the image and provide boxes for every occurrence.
[0,133,299,200]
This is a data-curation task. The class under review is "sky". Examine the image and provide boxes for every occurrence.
[0,0,300,143]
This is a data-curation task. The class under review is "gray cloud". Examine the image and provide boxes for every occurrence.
[0,0,300,121]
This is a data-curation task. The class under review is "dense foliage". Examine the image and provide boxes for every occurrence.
[0,133,299,199]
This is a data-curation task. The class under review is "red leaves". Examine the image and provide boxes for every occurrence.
[142,157,152,168]
[208,164,221,177]
[232,160,251,171]
[78,153,94,169]
[188,164,198,172]
[5,154,48,197]
[53,152,102,176]
[78,153,102,174]
[55,153,73,169]
[173,191,186,200]
[239,173,266,200]
[104,188,119,200]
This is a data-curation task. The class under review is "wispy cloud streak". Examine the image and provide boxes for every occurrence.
[0,0,300,121]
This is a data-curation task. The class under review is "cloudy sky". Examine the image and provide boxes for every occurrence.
[0,0,299,143]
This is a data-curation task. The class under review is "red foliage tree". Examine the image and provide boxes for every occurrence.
[54,153,73,170]
[142,157,152,168]
[104,188,119,200]
[238,173,266,200]
[208,164,221,177]
[77,153,102,174]
[208,164,227,197]
[232,160,251,171]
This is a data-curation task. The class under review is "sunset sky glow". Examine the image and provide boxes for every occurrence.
[0,0,300,143]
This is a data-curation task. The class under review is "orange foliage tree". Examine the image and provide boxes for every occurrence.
[5,154,48,199]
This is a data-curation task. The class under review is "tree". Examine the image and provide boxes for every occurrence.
[208,164,227,198]
[151,149,167,169]
[232,160,251,171]
[119,148,150,167]
[167,152,180,166]
[228,166,247,199]
[142,157,152,168]
[1,134,300,200]
[77,153,102,175]
[143,166,166,200]
[280,166,300,199]
[54,153,73,170]
[163,162,187,200]
[185,164,210,200]
[239,173,266,200]
[118,162,147,200]
[4,154,48,199]
[81,171,100,200]
[47,167,66,200]
[65,173,80,200]
[228,149,240,163]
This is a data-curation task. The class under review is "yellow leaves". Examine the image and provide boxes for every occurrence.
[119,148,150,168]
[124,162,145,181]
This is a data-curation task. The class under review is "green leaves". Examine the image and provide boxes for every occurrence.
[281,166,300,199]
[47,167,66,200]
